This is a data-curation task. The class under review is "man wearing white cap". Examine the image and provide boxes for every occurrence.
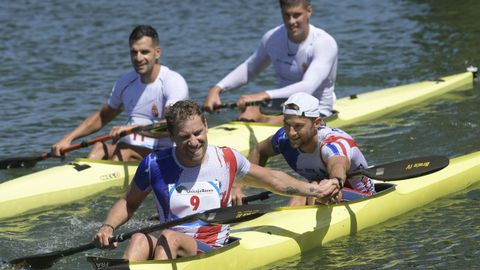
[232,92,375,206]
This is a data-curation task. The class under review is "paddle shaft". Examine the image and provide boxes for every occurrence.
[242,191,272,204]
[205,100,272,112]
[0,122,167,170]
[8,214,201,267]
[148,191,273,221]
[58,122,166,155]
[9,204,271,269]
[8,213,194,268]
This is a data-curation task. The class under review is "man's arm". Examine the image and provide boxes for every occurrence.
[51,104,121,156]
[93,182,149,249]
[241,163,339,200]
[326,155,350,187]
[231,136,278,206]
[248,136,277,166]
[204,41,271,112]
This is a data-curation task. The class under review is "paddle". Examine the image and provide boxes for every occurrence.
[8,204,272,269]
[0,122,167,170]
[206,100,339,120]
[242,156,450,200]
[349,155,449,181]
[204,100,273,112]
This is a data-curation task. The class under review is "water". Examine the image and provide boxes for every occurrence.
[1,0,479,269]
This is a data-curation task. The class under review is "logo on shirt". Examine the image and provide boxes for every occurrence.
[151,104,159,118]
[175,184,215,194]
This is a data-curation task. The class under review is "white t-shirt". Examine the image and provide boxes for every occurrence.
[107,65,188,149]
[217,24,337,116]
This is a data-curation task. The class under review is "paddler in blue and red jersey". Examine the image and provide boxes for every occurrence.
[232,92,375,206]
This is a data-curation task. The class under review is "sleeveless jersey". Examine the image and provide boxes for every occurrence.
[134,145,251,247]
[271,126,375,194]
[217,24,337,116]
[107,65,188,149]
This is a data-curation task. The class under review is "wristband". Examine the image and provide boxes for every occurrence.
[101,223,115,231]
[332,177,344,188]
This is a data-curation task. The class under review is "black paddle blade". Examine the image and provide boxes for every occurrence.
[9,253,60,269]
[9,242,96,269]
[360,155,449,181]
[0,157,38,169]
[199,204,272,224]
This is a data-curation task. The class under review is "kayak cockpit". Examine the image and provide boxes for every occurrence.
[374,182,396,193]
[86,237,242,269]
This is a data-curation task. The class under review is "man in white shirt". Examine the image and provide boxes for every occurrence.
[51,25,188,161]
[204,0,337,123]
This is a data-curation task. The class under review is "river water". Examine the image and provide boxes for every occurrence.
[0,0,479,269]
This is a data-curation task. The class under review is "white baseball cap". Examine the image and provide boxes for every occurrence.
[282,92,321,117]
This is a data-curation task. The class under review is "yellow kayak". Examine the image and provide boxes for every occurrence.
[208,70,474,155]
[0,70,475,219]
[0,159,139,219]
[85,151,480,270]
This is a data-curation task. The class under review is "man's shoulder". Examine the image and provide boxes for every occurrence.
[148,147,175,162]
[271,127,290,148]
[262,25,285,43]
[214,145,236,156]
[159,65,181,77]
[214,145,246,163]
[272,127,288,139]
[158,65,187,84]
[116,69,140,86]
[310,25,337,46]
[319,126,354,141]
